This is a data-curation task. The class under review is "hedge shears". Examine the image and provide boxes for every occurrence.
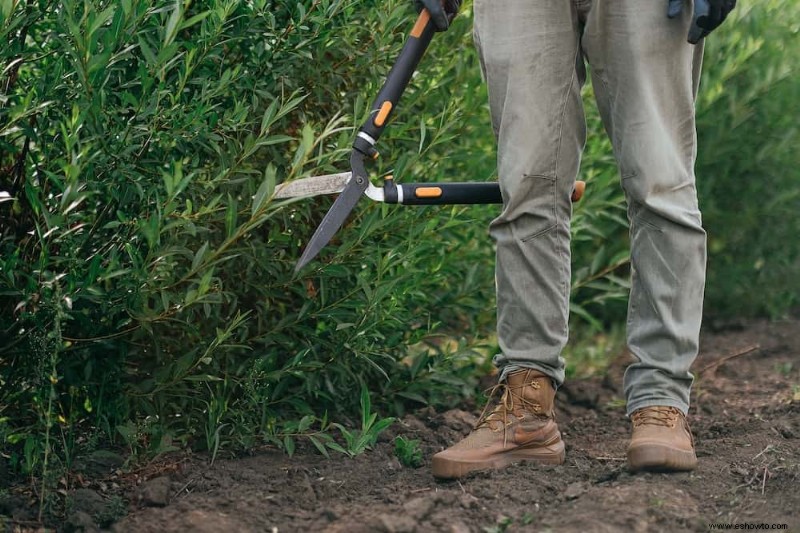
[276,9,584,272]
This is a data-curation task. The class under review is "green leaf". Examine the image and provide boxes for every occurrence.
[198,267,214,296]
[308,435,329,458]
[184,374,223,382]
[297,415,314,432]
[225,194,238,238]
[138,36,157,66]
[252,164,276,216]
[179,10,210,31]
[301,123,314,151]
[372,417,395,435]
[590,245,606,276]
[325,441,347,455]
[192,242,209,271]
[163,0,183,48]
[360,385,371,430]
[396,391,427,405]
[259,135,293,147]
[260,99,278,133]
[88,6,115,40]
[569,302,602,330]
[283,435,295,457]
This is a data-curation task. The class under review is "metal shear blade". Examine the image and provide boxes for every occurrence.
[274,172,385,202]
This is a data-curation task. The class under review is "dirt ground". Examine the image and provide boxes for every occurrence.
[6,319,800,532]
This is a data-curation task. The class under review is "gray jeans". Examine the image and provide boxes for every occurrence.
[475,0,707,415]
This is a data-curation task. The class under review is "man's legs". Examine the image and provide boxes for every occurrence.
[582,0,707,417]
[476,0,588,387]
[433,0,706,478]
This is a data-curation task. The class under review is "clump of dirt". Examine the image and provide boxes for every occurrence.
[5,319,800,532]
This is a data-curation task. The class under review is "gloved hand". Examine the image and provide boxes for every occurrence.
[668,0,737,44]
[415,0,462,32]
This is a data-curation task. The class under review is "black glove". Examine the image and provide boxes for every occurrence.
[415,0,462,32]
[668,0,736,44]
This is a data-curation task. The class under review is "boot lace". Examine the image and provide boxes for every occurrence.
[474,378,545,437]
[631,406,680,428]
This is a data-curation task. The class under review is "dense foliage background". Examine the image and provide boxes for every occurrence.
[1,0,797,514]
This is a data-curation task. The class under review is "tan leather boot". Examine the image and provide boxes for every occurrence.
[431,369,565,479]
[627,406,697,472]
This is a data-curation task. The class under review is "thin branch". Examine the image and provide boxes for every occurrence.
[699,344,760,374]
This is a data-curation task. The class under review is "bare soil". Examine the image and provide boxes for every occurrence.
[7,319,800,532]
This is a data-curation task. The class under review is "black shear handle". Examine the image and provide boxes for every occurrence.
[386,181,503,205]
[353,10,437,158]
[384,179,587,205]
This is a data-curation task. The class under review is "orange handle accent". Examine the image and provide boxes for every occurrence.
[415,187,443,198]
[571,180,586,202]
[410,9,431,38]
[374,101,393,127]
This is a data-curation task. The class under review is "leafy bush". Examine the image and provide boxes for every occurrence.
[0,0,500,484]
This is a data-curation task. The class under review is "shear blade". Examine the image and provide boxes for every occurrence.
[275,171,386,203]
[274,172,352,199]
[294,173,369,272]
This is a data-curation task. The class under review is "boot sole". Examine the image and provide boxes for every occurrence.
[627,444,697,473]
[431,438,565,480]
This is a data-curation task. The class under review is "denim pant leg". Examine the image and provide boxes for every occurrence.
[473,0,587,387]
[583,0,707,415]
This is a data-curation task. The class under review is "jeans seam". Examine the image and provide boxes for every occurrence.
[553,41,579,181]
[552,38,581,313]
[595,68,618,154]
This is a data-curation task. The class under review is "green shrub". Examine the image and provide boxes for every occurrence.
[0,0,500,484]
